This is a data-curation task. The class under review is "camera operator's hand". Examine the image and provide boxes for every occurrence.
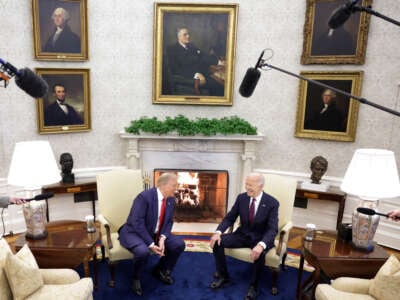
[9,197,26,205]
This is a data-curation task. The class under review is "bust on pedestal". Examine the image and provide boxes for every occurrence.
[60,152,75,184]
[301,156,329,192]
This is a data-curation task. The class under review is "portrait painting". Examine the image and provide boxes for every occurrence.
[153,3,238,105]
[295,71,363,142]
[32,0,88,61]
[301,0,372,64]
[36,68,91,134]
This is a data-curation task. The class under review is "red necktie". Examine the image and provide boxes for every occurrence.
[156,198,166,240]
[249,198,256,224]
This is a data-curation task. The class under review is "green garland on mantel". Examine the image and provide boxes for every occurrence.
[125,115,257,136]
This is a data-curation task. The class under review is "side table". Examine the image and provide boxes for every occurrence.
[42,179,97,221]
[296,230,388,300]
[296,185,346,230]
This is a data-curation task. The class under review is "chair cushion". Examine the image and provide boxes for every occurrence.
[103,232,133,261]
[224,239,286,268]
[369,254,400,300]
[4,245,43,300]
[0,238,13,300]
[315,284,375,300]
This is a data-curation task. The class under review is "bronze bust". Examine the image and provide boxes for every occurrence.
[60,152,75,184]
[310,156,328,184]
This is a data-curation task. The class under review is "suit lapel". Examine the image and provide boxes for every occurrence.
[254,193,268,221]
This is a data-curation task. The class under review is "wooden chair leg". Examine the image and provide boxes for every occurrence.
[271,268,279,295]
[108,262,116,287]
[281,251,288,271]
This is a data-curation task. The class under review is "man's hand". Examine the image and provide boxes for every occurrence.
[250,244,264,261]
[158,236,166,255]
[9,197,26,205]
[194,73,207,85]
[209,233,221,249]
[150,244,165,257]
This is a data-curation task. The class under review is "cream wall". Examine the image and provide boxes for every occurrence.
[1,0,400,180]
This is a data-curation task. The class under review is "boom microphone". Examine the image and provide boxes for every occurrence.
[328,0,360,29]
[239,50,264,97]
[25,192,55,201]
[356,207,400,220]
[0,58,48,98]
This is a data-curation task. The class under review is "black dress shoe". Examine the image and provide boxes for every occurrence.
[131,279,143,296]
[244,285,259,300]
[210,277,230,289]
[152,268,174,285]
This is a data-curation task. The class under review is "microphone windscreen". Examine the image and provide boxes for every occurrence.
[356,207,375,215]
[15,68,49,98]
[328,4,352,29]
[239,68,261,98]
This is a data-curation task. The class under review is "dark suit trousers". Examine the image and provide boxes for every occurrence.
[130,234,185,278]
[213,232,267,287]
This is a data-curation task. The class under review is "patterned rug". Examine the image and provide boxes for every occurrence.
[183,236,315,272]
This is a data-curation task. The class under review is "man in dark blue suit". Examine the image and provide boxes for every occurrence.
[209,173,279,300]
[119,173,185,296]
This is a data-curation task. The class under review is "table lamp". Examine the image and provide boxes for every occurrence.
[341,149,400,251]
[7,141,61,239]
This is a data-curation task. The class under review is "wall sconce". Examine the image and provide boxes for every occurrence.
[341,149,400,251]
[8,141,61,239]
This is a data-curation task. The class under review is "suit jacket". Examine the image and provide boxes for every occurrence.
[217,192,279,251]
[305,102,345,132]
[0,196,10,208]
[44,25,81,53]
[44,101,83,126]
[166,42,218,79]
[119,188,175,249]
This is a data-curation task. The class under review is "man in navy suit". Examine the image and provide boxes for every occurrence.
[209,173,279,300]
[119,173,185,296]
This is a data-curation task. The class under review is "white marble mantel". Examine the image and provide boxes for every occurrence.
[119,132,264,209]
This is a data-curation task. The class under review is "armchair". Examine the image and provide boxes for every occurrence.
[224,173,297,295]
[0,238,93,300]
[96,169,144,287]
[316,255,400,300]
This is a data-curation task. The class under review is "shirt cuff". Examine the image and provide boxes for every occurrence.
[215,230,222,235]
[258,241,266,250]
[148,242,155,248]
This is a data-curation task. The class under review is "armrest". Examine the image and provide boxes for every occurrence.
[331,277,372,294]
[40,268,80,284]
[276,221,293,256]
[97,214,113,249]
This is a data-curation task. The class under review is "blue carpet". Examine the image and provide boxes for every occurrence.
[77,251,309,300]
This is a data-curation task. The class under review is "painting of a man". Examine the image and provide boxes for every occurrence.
[43,7,81,53]
[44,83,83,126]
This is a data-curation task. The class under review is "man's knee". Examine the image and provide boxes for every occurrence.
[132,245,150,260]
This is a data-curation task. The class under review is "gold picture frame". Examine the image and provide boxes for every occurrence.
[153,3,238,105]
[36,68,91,134]
[295,71,363,142]
[301,0,372,64]
[32,0,89,61]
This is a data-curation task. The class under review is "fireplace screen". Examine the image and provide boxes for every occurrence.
[154,169,228,223]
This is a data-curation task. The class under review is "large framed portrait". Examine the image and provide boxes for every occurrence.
[36,68,91,134]
[295,71,363,142]
[153,3,238,105]
[301,0,372,64]
[32,0,89,61]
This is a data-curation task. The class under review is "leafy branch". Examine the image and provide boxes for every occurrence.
[125,115,257,136]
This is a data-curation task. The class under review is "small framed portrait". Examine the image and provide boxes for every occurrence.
[36,68,91,134]
[295,71,363,142]
[153,3,238,105]
[301,0,372,64]
[32,0,88,61]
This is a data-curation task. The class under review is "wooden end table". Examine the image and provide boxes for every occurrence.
[296,230,388,300]
[15,220,100,287]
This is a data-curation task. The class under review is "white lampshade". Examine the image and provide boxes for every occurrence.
[8,141,61,189]
[341,149,400,200]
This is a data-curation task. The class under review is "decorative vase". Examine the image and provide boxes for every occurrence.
[352,198,379,251]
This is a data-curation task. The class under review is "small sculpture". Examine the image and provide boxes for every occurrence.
[310,156,328,184]
[60,152,75,184]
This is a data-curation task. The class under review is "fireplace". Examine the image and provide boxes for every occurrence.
[154,169,228,223]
